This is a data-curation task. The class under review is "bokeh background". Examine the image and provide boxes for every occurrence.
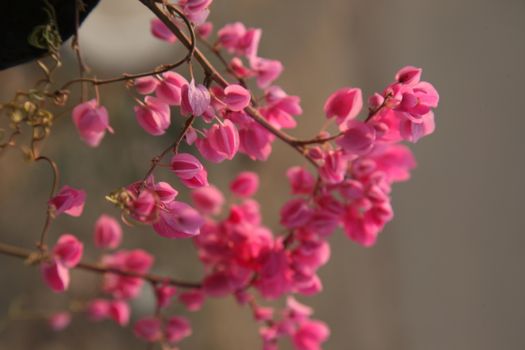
[1,0,524,349]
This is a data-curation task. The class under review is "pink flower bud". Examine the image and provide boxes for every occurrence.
[156,71,188,106]
[191,185,224,215]
[368,92,385,110]
[324,87,363,126]
[196,22,213,38]
[280,198,313,229]
[155,284,177,309]
[151,18,177,43]
[41,259,69,292]
[170,153,204,180]
[134,317,162,342]
[237,28,262,58]
[395,65,422,85]
[109,300,130,326]
[181,80,211,117]
[208,119,240,160]
[153,201,204,239]
[203,272,233,297]
[253,306,273,321]
[49,185,86,217]
[250,57,283,88]
[86,299,110,321]
[230,171,259,197]
[336,120,376,155]
[134,76,159,95]
[222,84,251,111]
[48,312,71,331]
[53,234,83,268]
[123,249,154,274]
[286,166,315,195]
[165,316,192,343]
[218,22,246,50]
[183,0,213,13]
[131,189,158,223]
[239,122,273,161]
[94,214,122,249]
[108,300,130,326]
[195,136,226,163]
[292,320,330,350]
[134,96,171,136]
[318,151,348,184]
[229,57,254,78]
[154,181,178,203]
[72,99,113,147]
[178,290,204,311]
[285,296,313,320]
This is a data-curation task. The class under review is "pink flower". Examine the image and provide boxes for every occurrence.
[130,189,158,223]
[250,57,283,88]
[324,87,363,126]
[153,201,204,238]
[191,185,224,215]
[292,320,330,350]
[236,28,262,58]
[134,96,171,135]
[151,18,177,43]
[260,87,302,129]
[155,284,177,309]
[134,317,162,342]
[156,71,188,106]
[286,167,315,195]
[221,84,251,111]
[72,99,113,147]
[165,316,192,343]
[230,171,259,197]
[53,234,83,268]
[196,22,213,38]
[239,122,273,161]
[134,76,159,95]
[280,198,313,229]
[218,22,246,50]
[178,290,204,311]
[336,120,376,155]
[49,185,86,217]
[94,214,122,249]
[207,119,240,160]
[108,300,130,326]
[395,65,422,85]
[170,152,205,179]
[318,151,348,184]
[41,259,69,293]
[181,80,211,117]
[48,312,71,331]
[86,299,110,321]
[154,181,178,203]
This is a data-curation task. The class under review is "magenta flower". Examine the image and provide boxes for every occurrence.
[48,312,71,331]
[41,259,70,292]
[48,185,86,217]
[153,201,204,238]
[207,119,240,160]
[165,316,192,343]
[181,80,211,117]
[324,87,363,126]
[53,234,83,268]
[221,84,251,111]
[250,57,283,88]
[292,320,330,350]
[72,99,113,147]
[134,96,171,136]
[286,166,315,195]
[134,317,162,342]
[191,185,224,215]
[108,300,130,326]
[134,76,159,95]
[156,71,188,106]
[150,18,177,43]
[336,120,376,155]
[178,290,204,311]
[230,171,259,198]
[94,214,122,250]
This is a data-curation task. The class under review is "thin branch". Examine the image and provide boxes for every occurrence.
[0,241,201,289]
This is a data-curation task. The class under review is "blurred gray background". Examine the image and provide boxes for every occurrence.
[1,0,524,349]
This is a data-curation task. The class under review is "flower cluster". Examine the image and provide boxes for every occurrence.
[1,0,440,349]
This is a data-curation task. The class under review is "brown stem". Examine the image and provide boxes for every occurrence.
[34,156,60,251]
[57,5,196,92]
[0,241,201,289]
